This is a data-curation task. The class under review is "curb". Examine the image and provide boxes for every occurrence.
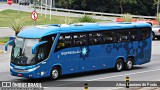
[0,42,6,45]
[0,50,3,54]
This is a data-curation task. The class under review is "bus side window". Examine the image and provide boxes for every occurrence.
[141,28,150,40]
[118,30,129,42]
[73,33,88,46]
[130,30,138,41]
[37,35,55,62]
[56,34,72,51]
[89,32,103,45]
[103,31,117,43]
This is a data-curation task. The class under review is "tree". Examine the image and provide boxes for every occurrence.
[57,0,75,9]
[156,13,160,25]
[122,13,133,22]
[118,0,137,14]
[10,18,24,35]
[154,0,160,15]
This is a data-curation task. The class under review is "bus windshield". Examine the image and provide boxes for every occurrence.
[11,37,39,66]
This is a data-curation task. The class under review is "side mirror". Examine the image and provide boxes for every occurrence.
[32,41,48,54]
[5,40,15,51]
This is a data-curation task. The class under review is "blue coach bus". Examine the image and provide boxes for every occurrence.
[5,22,152,79]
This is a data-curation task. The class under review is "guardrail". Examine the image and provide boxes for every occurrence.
[36,6,156,19]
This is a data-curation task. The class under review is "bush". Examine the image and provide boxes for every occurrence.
[61,17,73,24]
[10,18,24,35]
[78,15,95,22]
[122,13,133,22]
[156,13,160,25]
[0,37,9,43]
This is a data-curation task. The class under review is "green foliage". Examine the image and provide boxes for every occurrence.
[56,0,156,16]
[0,9,79,27]
[9,18,25,35]
[122,13,133,22]
[117,0,137,14]
[78,15,95,22]
[156,13,160,25]
[57,0,74,8]
[0,37,9,43]
[61,17,73,24]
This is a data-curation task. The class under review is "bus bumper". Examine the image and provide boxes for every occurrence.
[10,64,50,79]
[10,69,49,79]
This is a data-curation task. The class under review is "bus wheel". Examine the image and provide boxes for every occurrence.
[50,67,60,80]
[125,58,133,70]
[115,59,123,72]
[152,32,155,40]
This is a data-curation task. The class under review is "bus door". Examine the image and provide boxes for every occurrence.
[35,35,55,76]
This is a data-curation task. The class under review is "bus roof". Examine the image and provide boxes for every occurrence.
[17,22,151,38]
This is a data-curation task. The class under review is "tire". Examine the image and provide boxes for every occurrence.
[50,67,60,80]
[125,58,133,70]
[115,59,124,72]
[157,36,160,40]
[152,32,156,40]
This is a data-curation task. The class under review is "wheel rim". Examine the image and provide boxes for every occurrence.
[117,61,122,71]
[52,69,58,79]
[127,60,132,69]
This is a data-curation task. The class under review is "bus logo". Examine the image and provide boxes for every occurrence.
[82,47,87,55]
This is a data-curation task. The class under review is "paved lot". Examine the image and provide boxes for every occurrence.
[0,27,15,37]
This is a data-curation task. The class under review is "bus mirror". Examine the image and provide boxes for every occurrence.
[5,40,15,51]
[32,41,48,54]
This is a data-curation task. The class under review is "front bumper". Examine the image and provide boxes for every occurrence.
[10,64,49,79]
[10,69,38,78]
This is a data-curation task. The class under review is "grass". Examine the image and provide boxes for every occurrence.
[0,37,9,43]
[0,9,105,27]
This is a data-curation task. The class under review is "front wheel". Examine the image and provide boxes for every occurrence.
[125,58,133,70]
[50,67,60,80]
[115,59,124,72]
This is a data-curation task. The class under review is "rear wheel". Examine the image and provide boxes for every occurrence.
[50,67,60,80]
[115,59,124,72]
[152,32,156,40]
[125,58,133,70]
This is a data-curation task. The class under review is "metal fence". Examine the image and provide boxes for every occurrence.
[36,6,156,19]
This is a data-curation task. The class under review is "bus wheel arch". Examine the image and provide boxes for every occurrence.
[114,57,125,72]
[50,65,62,80]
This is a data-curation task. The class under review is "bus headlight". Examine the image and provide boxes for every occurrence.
[27,66,40,72]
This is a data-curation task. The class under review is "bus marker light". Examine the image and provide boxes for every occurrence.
[41,72,45,76]
[29,74,32,77]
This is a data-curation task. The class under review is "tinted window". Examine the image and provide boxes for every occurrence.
[141,28,150,40]
[103,31,117,43]
[55,34,72,51]
[73,33,88,46]
[118,30,129,42]
[37,35,55,62]
[130,29,138,41]
[89,32,103,45]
